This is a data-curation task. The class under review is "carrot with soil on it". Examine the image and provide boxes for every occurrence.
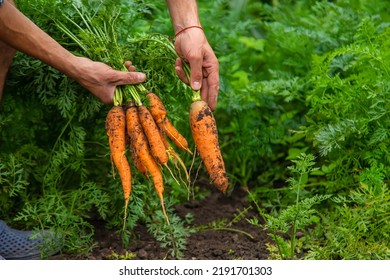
[171,55,229,193]
[137,104,169,166]
[105,105,132,209]
[126,103,170,224]
[145,92,167,124]
[146,92,192,155]
[129,141,148,177]
[189,99,229,193]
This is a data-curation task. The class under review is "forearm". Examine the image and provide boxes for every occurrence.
[165,0,201,33]
[0,1,79,79]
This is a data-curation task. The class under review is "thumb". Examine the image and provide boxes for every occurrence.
[188,57,203,91]
[115,71,146,86]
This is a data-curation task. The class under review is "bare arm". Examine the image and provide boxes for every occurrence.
[165,0,201,32]
[0,0,145,103]
[0,0,79,77]
[165,0,220,110]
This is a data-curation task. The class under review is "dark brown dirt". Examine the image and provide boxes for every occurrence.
[49,187,272,260]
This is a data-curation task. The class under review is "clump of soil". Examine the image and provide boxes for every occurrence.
[50,187,272,260]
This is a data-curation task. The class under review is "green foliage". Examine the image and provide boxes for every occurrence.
[304,16,390,191]
[249,154,330,259]
[0,154,29,218]
[13,182,111,254]
[232,0,390,260]
[209,0,390,192]
[307,163,390,259]
[147,213,195,259]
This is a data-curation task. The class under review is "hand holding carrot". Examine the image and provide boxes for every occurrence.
[174,28,220,111]
[165,0,220,111]
[0,1,147,105]
[72,57,146,104]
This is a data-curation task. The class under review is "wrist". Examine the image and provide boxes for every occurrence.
[173,20,201,33]
[175,25,203,38]
[58,55,91,86]
[166,0,201,33]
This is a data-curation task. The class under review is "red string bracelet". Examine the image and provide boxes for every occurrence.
[175,26,203,37]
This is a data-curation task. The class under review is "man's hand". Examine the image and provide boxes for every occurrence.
[73,58,146,104]
[174,28,220,111]
[165,0,220,111]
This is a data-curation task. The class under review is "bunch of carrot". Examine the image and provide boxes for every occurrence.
[129,35,230,195]
[56,6,190,225]
[57,5,229,228]
[106,87,192,225]
[106,85,229,227]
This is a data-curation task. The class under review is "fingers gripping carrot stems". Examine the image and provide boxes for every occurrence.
[104,52,228,230]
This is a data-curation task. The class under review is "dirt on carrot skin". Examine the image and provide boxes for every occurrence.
[49,186,271,260]
[190,100,229,193]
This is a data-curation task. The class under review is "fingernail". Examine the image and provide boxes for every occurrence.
[193,81,201,90]
[138,73,146,80]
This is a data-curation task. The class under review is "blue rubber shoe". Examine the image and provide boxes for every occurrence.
[0,220,61,260]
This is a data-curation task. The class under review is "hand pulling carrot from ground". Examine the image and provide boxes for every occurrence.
[126,103,170,224]
[106,105,132,208]
[189,99,229,193]
[146,92,192,155]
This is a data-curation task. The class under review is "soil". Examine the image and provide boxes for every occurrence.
[49,186,272,260]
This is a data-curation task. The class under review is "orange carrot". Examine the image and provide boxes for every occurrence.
[146,92,166,124]
[137,104,168,165]
[126,103,170,224]
[160,119,192,154]
[189,100,229,193]
[105,106,132,206]
[147,92,192,154]
[129,142,148,176]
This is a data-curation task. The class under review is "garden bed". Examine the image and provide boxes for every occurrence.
[50,187,271,260]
